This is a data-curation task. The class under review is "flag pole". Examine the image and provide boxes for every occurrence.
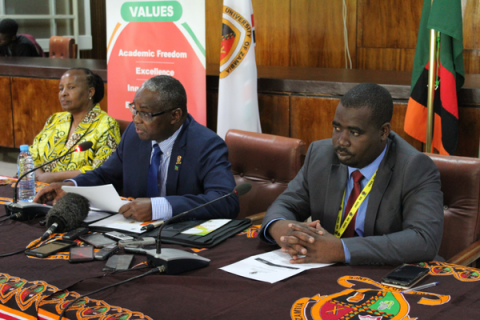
[425,0,437,153]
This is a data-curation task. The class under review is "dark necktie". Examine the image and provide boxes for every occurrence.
[147,144,162,197]
[342,170,364,238]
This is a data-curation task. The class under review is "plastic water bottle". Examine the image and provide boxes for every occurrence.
[17,145,36,202]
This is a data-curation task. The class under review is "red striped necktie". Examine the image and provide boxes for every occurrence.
[342,170,364,238]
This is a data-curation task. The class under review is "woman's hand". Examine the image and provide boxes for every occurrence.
[34,168,49,183]
[35,168,82,184]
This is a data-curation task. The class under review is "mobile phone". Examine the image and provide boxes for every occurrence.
[69,245,94,263]
[381,264,430,289]
[25,240,76,258]
[63,227,89,240]
[103,254,134,272]
[94,244,119,261]
[105,231,134,241]
[79,233,117,248]
[118,237,156,248]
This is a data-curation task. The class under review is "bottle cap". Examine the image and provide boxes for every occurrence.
[20,145,29,152]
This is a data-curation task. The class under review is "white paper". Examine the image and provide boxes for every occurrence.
[181,219,231,235]
[84,210,112,223]
[88,213,149,233]
[62,185,126,212]
[220,249,333,283]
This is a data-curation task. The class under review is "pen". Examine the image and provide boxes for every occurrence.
[141,220,165,231]
[401,282,439,293]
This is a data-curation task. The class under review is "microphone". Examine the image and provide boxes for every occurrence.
[40,193,90,241]
[5,141,93,221]
[41,222,58,241]
[145,183,252,275]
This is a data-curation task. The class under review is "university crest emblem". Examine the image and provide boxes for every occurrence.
[291,276,450,320]
[220,6,255,79]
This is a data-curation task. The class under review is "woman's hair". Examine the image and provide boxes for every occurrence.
[68,68,105,104]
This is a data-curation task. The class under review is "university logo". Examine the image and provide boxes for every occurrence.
[291,276,450,320]
[420,261,480,282]
[220,6,255,79]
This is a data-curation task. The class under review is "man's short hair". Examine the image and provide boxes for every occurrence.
[0,19,18,37]
[340,83,393,128]
[141,75,187,114]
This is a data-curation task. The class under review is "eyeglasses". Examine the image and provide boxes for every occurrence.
[129,103,178,122]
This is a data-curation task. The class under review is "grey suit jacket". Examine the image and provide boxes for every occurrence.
[259,132,444,265]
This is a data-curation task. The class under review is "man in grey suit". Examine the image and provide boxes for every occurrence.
[259,83,443,266]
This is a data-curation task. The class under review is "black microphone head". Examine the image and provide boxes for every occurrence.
[234,183,252,196]
[45,193,90,232]
[76,141,93,152]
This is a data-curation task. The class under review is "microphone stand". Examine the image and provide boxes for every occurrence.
[141,184,250,275]
[5,142,93,221]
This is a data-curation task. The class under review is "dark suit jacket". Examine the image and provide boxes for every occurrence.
[74,114,239,220]
[260,132,444,265]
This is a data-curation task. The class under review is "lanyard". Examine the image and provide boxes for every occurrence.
[334,170,377,238]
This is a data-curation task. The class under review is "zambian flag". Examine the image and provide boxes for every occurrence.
[404,0,464,155]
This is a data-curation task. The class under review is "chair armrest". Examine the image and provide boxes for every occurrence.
[246,212,266,225]
[446,239,480,266]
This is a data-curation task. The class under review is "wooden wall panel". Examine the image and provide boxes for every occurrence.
[290,0,356,68]
[464,50,480,74]
[205,0,223,66]
[357,48,416,72]
[80,0,107,60]
[0,77,14,148]
[456,106,480,158]
[11,78,109,147]
[258,94,290,136]
[290,96,338,147]
[81,0,480,72]
[252,0,290,66]
[290,96,423,151]
[206,90,289,137]
[463,0,480,49]
[357,0,422,49]
[12,78,62,147]
[206,0,291,67]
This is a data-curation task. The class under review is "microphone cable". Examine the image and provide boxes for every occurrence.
[0,238,39,257]
[0,248,26,257]
[58,266,165,320]
[0,234,46,258]
[0,211,45,223]
[0,215,14,222]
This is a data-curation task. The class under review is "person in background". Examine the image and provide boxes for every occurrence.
[29,68,121,183]
[0,19,41,57]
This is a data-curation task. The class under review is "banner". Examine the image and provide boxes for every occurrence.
[106,0,206,125]
[404,0,464,155]
[217,0,261,139]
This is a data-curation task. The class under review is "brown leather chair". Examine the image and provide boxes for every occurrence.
[225,129,306,221]
[49,36,77,59]
[427,153,480,266]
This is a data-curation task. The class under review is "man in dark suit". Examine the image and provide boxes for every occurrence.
[260,83,443,265]
[35,75,239,222]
